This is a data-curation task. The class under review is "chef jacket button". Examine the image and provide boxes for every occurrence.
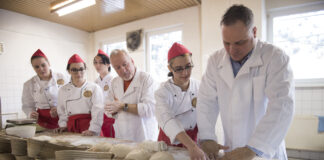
[89,111,91,113]
[174,95,176,97]
[49,99,51,101]
[192,93,194,95]
[69,112,71,114]
[190,126,192,129]
[191,109,194,112]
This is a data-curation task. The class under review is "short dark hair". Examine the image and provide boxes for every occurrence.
[66,63,87,71]
[221,4,254,28]
[94,54,111,72]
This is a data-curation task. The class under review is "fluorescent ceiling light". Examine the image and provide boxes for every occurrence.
[51,0,96,16]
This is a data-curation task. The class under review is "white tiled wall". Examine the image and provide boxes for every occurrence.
[295,87,324,116]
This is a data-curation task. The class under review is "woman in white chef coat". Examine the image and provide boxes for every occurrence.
[155,43,206,160]
[22,49,68,129]
[93,49,115,137]
[55,54,104,136]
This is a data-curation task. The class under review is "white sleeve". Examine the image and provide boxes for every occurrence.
[21,81,36,117]
[57,88,68,127]
[155,87,185,144]
[89,85,104,134]
[197,56,219,141]
[137,75,156,118]
[248,51,294,157]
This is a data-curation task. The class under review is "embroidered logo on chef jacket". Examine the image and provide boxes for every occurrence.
[83,90,92,97]
[57,79,65,85]
[191,97,197,108]
[104,85,109,91]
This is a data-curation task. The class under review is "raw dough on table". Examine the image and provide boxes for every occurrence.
[125,149,153,160]
[137,140,168,152]
[110,143,135,158]
[88,142,113,152]
[150,151,174,160]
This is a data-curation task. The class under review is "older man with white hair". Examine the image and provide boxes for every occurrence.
[104,49,158,142]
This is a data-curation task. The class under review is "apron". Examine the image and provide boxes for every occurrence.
[67,114,91,133]
[158,125,198,148]
[100,114,115,137]
[37,109,59,129]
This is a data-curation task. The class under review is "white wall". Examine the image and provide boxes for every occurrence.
[92,6,201,80]
[201,0,266,73]
[0,9,91,123]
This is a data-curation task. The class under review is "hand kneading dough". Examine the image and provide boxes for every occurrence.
[150,151,174,160]
[125,149,153,160]
[110,144,135,158]
[88,142,112,152]
[137,140,168,152]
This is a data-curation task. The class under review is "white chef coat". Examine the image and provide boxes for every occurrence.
[95,73,114,99]
[57,81,104,134]
[155,78,199,144]
[106,70,158,142]
[197,40,294,160]
[22,71,68,117]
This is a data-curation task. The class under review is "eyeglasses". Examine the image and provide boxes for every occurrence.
[70,67,85,73]
[171,64,194,73]
[93,61,104,65]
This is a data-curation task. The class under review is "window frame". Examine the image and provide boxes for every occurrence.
[267,1,324,87]
[145,25,183,74]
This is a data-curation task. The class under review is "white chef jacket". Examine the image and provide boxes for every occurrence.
[57,81,104,134]
[22,71,68,117]
[95,73,114,99]
[155,78,199,144]
[197,40,294,160]
[106,70,158,142]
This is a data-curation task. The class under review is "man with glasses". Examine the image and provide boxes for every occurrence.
[104,49,158,142]
[197,5,294,160]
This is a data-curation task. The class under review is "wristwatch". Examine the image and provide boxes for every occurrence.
[123,103,128,111]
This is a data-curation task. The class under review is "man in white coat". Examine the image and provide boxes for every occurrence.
[104,49,158,142]
[197,5,294,160]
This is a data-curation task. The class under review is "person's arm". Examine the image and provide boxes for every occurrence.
[136,74,156,117]
[88,85,104,134]
[57,87,68,128]
[247,49,294,157]
[22,81,36,117]
[196,55,219,141]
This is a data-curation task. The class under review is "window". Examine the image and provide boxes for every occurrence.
[146,28,182,83]
[268,2,324,86]
[102,41,127,56]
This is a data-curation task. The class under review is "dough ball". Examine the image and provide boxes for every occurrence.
[125,149,153,160]
[110,144,135,158]
[88,142,112,152]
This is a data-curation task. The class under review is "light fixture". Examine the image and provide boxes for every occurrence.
[50,0,96,16]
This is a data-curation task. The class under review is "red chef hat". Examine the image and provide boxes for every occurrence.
[97,49,109,57]
[167,42,191,61]
[31,49,47,59]
[68,54,84,64]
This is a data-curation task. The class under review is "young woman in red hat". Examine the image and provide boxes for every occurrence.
[22,49,68,129]
[155,43,206,160]
[93,49,115,137]
[55,54,104,136]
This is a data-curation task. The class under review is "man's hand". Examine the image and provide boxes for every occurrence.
[53,127,67,133]
[30,111,39,119]
[104,97,123,114]
[82,130,96,136]
[50,107,58,118]
[219,147,256,160]
[200,140,229,160]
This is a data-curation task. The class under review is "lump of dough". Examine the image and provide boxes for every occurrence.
[110,144,135,158]
[150,151,174,160]
[137,140,168,152]
[125,149,153,160]
[88,142,112,152]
